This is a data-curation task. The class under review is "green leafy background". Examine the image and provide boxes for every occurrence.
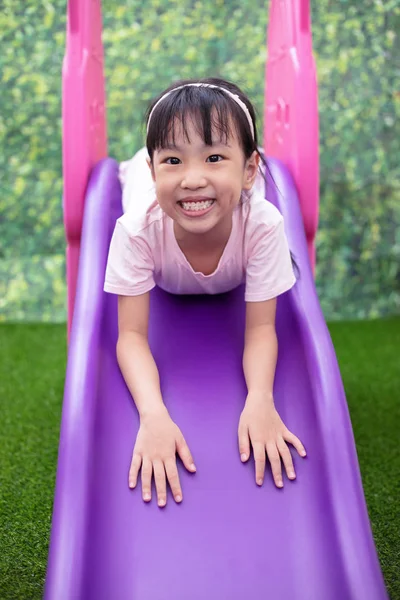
[1,0,399,322]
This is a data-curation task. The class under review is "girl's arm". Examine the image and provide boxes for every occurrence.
[242,298,278,400]
[240,298,306,488]
[117,293,196,506]
[117,293,165,418]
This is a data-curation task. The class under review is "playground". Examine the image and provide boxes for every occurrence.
[0,0,399,598]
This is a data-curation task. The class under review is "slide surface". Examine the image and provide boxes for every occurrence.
[45,158,388,600]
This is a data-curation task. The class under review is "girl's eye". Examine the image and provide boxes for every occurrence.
[165,157,181,165]
[207,154,223,163]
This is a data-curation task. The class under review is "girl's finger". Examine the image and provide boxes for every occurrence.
[153,459,167,507]
[238,422,250,462]
[165,458,183,503]
[253,442,266,485]
[129,452,142,489]
[266,442,283,488]
[276,438,296,481]
[141,457,153,502]
[176,435,196,473]
[283,429,307,457]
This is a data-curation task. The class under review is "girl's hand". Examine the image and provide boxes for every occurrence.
[129,406,196,506]
[238,392,307,488]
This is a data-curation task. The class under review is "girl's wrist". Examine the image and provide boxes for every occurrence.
[246,389,275,406]
[139,403,169,422]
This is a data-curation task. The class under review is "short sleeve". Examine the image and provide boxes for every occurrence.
[103,220,155,296]
[245,216,296,302]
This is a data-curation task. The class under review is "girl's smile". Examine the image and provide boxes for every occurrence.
[177,197,216,217]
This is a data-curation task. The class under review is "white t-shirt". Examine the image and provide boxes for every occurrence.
[104,149,296,301]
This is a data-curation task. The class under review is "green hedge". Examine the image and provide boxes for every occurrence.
[0,0,399,321]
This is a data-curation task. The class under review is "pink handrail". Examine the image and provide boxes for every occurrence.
[63,0,107,336]
[264,0,319,273]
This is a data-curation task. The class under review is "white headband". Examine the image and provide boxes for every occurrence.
[146,83,255,139]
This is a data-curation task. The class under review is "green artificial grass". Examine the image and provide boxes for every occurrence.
[328,317,400,598]
[0,318,399,599]
[0,325,67,600]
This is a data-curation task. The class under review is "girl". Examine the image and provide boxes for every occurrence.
[104,77,307,507]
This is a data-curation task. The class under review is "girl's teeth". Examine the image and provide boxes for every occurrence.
[181,200,214,211]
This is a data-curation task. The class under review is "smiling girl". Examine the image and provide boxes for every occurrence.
[104,77,307,507]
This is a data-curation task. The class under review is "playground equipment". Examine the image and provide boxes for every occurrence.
[45,1,388,598]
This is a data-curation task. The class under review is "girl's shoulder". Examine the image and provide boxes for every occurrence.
[118,147,164,242]
[242,187,283,233]
[118,200,164,242]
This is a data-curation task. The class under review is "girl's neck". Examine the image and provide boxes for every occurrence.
[173,214,233,254]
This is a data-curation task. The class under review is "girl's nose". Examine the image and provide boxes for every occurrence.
[181,168,207,189]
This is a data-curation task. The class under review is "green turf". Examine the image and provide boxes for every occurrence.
[327,317,400,599]
[0,324,67,600]
[0,319,399,599]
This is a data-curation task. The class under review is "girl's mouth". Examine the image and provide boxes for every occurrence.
[177,199,215,217]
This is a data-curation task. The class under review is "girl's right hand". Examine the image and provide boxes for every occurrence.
[129,406,196,506]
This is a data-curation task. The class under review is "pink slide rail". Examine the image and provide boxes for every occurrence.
[62,0,107,335]
[264,0,319,272]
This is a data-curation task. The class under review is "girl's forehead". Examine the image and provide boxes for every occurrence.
[164,113,240,147]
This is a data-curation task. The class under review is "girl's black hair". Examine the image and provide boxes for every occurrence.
[145,77,299,277]
[146,76,265,171]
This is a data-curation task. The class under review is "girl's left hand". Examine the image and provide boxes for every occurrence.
[238,392,307,488]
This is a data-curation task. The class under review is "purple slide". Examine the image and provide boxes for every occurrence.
[45,157,388,599]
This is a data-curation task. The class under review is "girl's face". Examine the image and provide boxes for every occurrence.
[147,115,259,240]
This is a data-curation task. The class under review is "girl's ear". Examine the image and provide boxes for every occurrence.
[242,151,260,190]
[147,156,156,182]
